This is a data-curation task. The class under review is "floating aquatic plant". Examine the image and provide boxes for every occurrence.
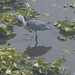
[43,13,50,16]
[0,0,30,11]
[0,12,16,25]
[70,2,75,8]
[0,46,71,75]
[17,8,41,18]
[54,20,75,32]
[54,20,75,40]
[0,23,15,36]
[0,12,16,36]
[58,36,73,41]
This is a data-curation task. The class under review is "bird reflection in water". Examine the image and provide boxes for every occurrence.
[24,39,51,57]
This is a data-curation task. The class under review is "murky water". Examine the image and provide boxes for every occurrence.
[1,0,75,74]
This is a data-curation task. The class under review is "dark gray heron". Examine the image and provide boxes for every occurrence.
[11,13,51,44]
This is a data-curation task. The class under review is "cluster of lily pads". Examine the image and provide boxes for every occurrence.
[0,45,72,75]
[51,1,75,41]
[54,20,75,40]
[64,1,75,8]
[0,0,29,10]
[54,20,75,32]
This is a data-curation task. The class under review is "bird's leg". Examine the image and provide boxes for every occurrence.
[35,31,37,42]
[35,38,38,47]
[35,31,38,45]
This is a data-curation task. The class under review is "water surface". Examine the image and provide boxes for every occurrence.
[1,0,75,74]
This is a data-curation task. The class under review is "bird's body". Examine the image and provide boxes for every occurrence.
[12,13,51,32]
[26,20,51,31]
[11,13,51,44]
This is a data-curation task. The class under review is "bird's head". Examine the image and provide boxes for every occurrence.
[11,13,27,28]
[11,13,26,22]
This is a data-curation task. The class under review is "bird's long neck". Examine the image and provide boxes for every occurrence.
[22,20,27,27]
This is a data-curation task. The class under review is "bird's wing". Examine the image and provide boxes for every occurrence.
[26,20,47,31]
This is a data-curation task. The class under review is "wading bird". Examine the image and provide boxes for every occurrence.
[11,13,51,44]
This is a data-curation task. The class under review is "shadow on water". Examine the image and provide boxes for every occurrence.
[24,38,52,57]
[0,34,16,45]
[25,45,51,57]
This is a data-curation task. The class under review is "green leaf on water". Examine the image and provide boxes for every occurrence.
[26,8,41,17]
[72,50,75,53]
[12,70,21,75]
[43,13,50,16]
[32,0,37,2]
[51,61,61,68]
[54,21,60,26]
[57,24,66,28]
[17,8,41,18]
[6,69,11,74]
[63,50,71,54]
[51,4,57,7]
[63,8,68,11]
[0,15,4,20]
[59,65,68,71]
[65,27,75,32]
[70,2,75,8]
[73,18,75,21]
[58,6,62,8]
[4,19,16,25]
[0,23,15,36]
[54,20,75,32]
[17,9,27,15]
[58,36,73,40]
[0,23,8,35]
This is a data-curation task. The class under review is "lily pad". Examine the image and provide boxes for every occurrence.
[58,36,73,41]
[0,12,16,25]
[70,2,75,8]
[0,23,15,36]
[4,19,16,25]
[6,69,11,74]
[54,20,75,32]
[59,65,68,71]
[63,4,68,8]
[51,4,57,7]
[17,8,41,18]
[3,6,10,10]
[43,13,50,16]
[32,0,37,2]
[0,23,8,35]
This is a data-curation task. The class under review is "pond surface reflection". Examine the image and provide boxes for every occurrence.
[25,40,51,57]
